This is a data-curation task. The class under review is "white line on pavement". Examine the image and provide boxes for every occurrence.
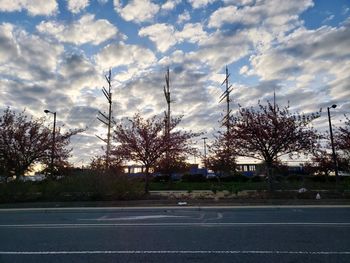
[0,222,350,228]
[79,215,188,221]
[0,250,350,255]
[1,205,350,212]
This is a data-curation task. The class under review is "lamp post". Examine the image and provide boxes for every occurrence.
[202,137,208,176]
[44,110,56,177]
[327,104,339,185]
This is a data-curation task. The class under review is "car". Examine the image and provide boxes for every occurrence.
[339,171,350,176]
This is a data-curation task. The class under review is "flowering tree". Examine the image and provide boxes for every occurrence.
[335,115,350,162]
[89,154,123,175]
[207,134,237,176]
[229,101,320,190]
[0,108,82,179]
[113,114,198,193]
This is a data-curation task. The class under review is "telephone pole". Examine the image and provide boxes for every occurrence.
[163,67,171,176]
[96,69,113,169]
[219,66,233,168]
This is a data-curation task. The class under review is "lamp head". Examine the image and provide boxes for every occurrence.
[44,110,50,114]
[331,104,337,109]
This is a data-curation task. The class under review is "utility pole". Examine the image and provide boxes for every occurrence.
[44,110,56,177]
[219,66,232,135]
[163,67,171,177]
[202,137,208,176]
[219,66,233,172]
[327,104,339,185]
[96,69,113,169]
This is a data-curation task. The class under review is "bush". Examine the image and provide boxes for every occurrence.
[0,172,144,203]
[309,175,327,183]
[181,174,206,182]
[286,174,303,182]
[220,174,249,182]
[250,176,265,182]
[152,175,170,182]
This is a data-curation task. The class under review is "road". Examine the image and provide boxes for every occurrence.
[0,205,349,263]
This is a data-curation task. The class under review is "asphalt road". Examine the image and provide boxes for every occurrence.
[0,205,349,263]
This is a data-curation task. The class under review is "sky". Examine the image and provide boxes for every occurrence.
[0,0,349,167]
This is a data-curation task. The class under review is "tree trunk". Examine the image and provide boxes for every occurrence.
[144,165,150,194]
[266,161,274,192]
[15,169,23,181]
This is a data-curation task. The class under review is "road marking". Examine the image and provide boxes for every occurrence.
[0,250,350,255]
[1,205,350,212]
[1,222,350,228]
[79,215,188,221]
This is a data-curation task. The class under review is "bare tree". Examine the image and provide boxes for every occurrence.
[112,114,198,193]
[229,101,320,190]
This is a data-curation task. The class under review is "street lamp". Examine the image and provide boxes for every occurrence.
[327,104,339,184]
[44,109,56,177]
[202,137,208,176]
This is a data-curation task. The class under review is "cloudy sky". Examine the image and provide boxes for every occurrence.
[0,0,349,166]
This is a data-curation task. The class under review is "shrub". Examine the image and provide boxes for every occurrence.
[152,175,170,182]
[309,175,327,183]
[250,176,265,182]
[286,174,303,182]
[181,174,206,182]
[0,172,144,203]
[220,174,249,182]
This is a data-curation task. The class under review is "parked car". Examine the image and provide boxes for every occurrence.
[339,171,350,177]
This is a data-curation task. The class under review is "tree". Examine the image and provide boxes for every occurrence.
[112,114,198,193]
[229,101,320,190]
[304,150,349,176]
[154,152,191,175]
[335,115,350,166]
[0,108,82,180]
[89,154,123,175]
[207,134,237,177]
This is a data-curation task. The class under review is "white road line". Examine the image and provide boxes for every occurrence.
[1,205,350,212]
[79,215,188,221]
[0,222,349,228]
[0,250,350,255]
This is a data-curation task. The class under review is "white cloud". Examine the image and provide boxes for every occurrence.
[0,23,64,81]
[95,43,157,72]
[37,14,117,45]
[162,0,181,10]
[67,0,89,14]
[139,23,208,53]
[113,0,159,23]
[139,23,177,53]
[208,0,314,28]
[177,10,190,24]
[188,0,216,9]
[0,0,58,16]
[190,30,251,70]
[239,65,249,75]
[176,23,208,43]
[223,0,253,5]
